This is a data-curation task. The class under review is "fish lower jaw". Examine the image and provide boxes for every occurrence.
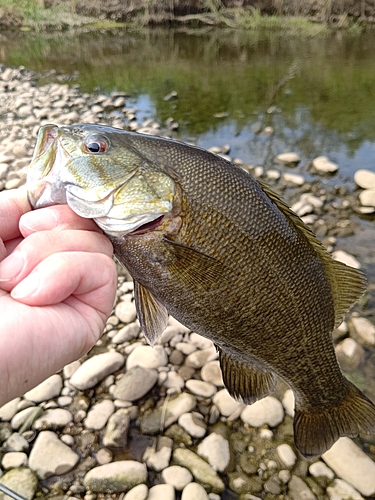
[95,214,165,237]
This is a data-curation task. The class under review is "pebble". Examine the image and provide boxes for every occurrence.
[63,360,81,379]
[322,437,375,496]
[24,374,63,403]
[288,475,316,500]
[84,399,115,430]
[70,352,125,390]
[123,484,149,500]
[309,461,335,481]
[359,188,375,207]
[140,393,196,434]
[103,409,130,448]
[350,316,375,346]
[147,484,175,500]
[354,169,375,189]
[282,172,305,186]
[112,322,141,343]
[181,482,209,500]
[28,431,79,479]
[0,398,20,421]
[33,408,73,429]
[126,345,168,370]
[0,467,38,500]
[1,452,28,469]
[115,299,137,323]
[162,465,193,490]
[178,412,207,438]
[143,436,173,471]
[113,366,158,401]
[83,461,147,493]
[275,152,300,165]
[185,346,218,368]
[96,448,113,465]
[312,155,339,174]
[335,337,365,370]
[3,433,29,452]
[185,379,217,397]
[326,479,364,500]
[332,250,361,269]
[11,407,41,431]
[282,389,295,417]
[212,389,244,417]
[276,444,297,468]
[240,396,284,427]
[163,371,185,390]
[200,360,223,386]
[197,433,230,472]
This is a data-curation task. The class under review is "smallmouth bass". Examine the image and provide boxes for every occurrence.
[27,124,375,458]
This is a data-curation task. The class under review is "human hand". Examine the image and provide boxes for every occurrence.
[0,188,118,406]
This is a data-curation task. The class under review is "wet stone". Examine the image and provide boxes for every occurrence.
[0,467,38,500]
[200,360,224,387]
[197,432,230,472]
[147,483,175,500]
[178,412,207,438]
[288,475,316,500]
[312,156,339,174]
[181,482,209,500]
[3,433,29,452]
[354,169,375,189]
[162,465,193,490]
[123,483,149,500]
[351,316,375,347]
[335,338,365,371]
[275,152,300,165]
[143,436,173,471]
[212,389,243,417]
[83,461,147,493]
[228,471,263,495]
[241,396,284,427]
[140,393,196,434]
[185,379,217,398]
[277,444,297,468]
[103,409,130,448]
[113,366,158,401]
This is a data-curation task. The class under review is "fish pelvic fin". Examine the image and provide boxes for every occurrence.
[218,347,277,404]
[134,280,169,346]
[294,381,375,459]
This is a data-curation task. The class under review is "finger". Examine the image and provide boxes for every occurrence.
[0,187,31,241]
[11,251,118,317]
[20,204,101,237]
[0,229,113,288]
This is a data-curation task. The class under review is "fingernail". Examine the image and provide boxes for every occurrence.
[21,208,58,232]
[0,253,25,281]
[11,274,39,299]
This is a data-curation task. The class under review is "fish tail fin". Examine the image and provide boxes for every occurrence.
[294,382,375,459]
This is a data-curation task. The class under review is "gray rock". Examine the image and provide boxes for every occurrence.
[1,452,28,469]
[178,412,207,438]
[28,431,79,479]
[140,393,196,434]
[126,345,168,370]
[240,396,284,427]
[83,461,147,493]
[147,483,175,500]
[162,466,193,490]
[123,483,149,500]
[112,322,141,344]
[212,389,243,417]
[312,156,339,174]
[185,379,217,398]
[288,475,316,500]
[84,400,115,430]
[326,479,363,500]
[197,433,230,472]
[0,467,38,500]
[3,433,29,452]
[276,444,297,468]
[103,409,130,448]
[24,374,63,403]
[33,408,73,429]
[354,169,375,189]
[113,366,158,401]
[351,316,375,347]
[143,436,173,471]
[70,352,125,390]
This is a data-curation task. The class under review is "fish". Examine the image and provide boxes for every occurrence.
[27,123,375,458]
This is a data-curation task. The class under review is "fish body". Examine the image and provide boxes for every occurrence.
[27,124,375,458]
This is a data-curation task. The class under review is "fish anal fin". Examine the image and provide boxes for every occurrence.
[294,381,375,459]
[163,237,224,290]
[134,280,169,346]
[218,347,277,405]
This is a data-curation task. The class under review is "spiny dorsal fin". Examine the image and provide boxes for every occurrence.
[134,280,169,346]
[259,181,367,327]
[218,347,277,405]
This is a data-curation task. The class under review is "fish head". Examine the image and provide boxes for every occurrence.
[27,124,176,236]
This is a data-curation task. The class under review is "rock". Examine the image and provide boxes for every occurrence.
[143,436,173,471]
[178,412,207,438]
[213,389,244,418]
[322,437,375,496]
[360,190,375,208]
[282,389,295,417]
[103,409,130,448]
[123,484,149,500]
[96,448,113,465]
[189,333,213,350]
[112,322,141,344]
[83,461,147,493]
[335,338,365,371]
[0,398,20,421]
[163,371,185,390]
[354,169,375,189]
[326,479,364,500]
[33,408,73,429]
[228,471,263,494]
[115,299,137,323]
[185,379,217,398]
[0,467,38,500]
[332,250,361,269]
[24,374,63,402]
[288,475,316,500]
[291,199,314,216]
[277,444,297,468]
[70,352,125,390]
[240,396,284,427]
[3,433,29,452]
[201,361,223,387]
[140,393,196,434]
[173,448,225,493]
[162,466,193,490]
[351,316,375,347]
[282,173,305,186]
[147,484,175,500]
[309,461,335,481]
[11,407,42,431]
[312,156,339,174]
[197,433,230,472]
[185,346,218,368]
[181,482,209,500]
[63,360,81,379]
[275,152,300,165]
[84,400,115,430]
[113,366,158,401]
[126,345,168,370]
[28,431,79,479]
[2,452,28,469]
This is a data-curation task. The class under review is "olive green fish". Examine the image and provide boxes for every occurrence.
[27,124,375,458]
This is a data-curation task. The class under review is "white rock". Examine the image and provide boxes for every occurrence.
[96,448,113,465]
[185,379,217,398]
[300,193,324,208]
[0,398,20,421]
[162,466,193,490]
[354,169,375,189]
[29,431,79,479]
[181,482,209,500]
[291,200,314,216]
[351,316,375,346]
[112,322,140,344]
[84,400,115,430]
[327,479,364,500]
[1,452,28,469]
[275,152,300,165]
[3,433,29,452]
[24,374,63,403]
[240,396,284,427]
[126,345,168,370]
[332,250,361,269]
[277,444,297,467]
[282,173,305,186]
[83,461,147,493]
[189,333,213,350]
[212,389,243,417]
[164,371,185,390]
[309,461,335,480]
[33,408,73,429]
[123,483,149,500]
[201,361,224,387]
[115,300,137,323]
[335,338,365,370]
[266,169,281,181]
[70,352,125,390]
[282,389,295,417]
[0,467,38,500]
[143,436,173,472]
[197,433,230,472]
[312,156,339,174]
[178,412,207,438]
[288,475,316,500]
[147,484,175,500]
[63,360,81,379]
[185,346,218,368]
[322,437,375,496]
[11,407,40,430]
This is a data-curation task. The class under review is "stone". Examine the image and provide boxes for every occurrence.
[63,360,81,379]
[113,366,158,401]
[112,322,141,344]
[0,467,38,500]
[103,409,130,448]
[33,408,73,429]
[115,300,137,323]
[309,461,335,481]
[181,482,209,500]
[175,342,197,355]
[201,361,224,386]
[3,433,29,452]
[1,452,28,469]
[163,371,185,390]
[351,316,375,347]
[197,433,230,472]
[96,448,113,465]
[185,346,218,368]
[282,389,295,417]
[173,448,225,493]
[332,250,361,269]
[24,374,63,402]
[189,333,213,350]
[322,437,375,496]
[277,444,297,468]
[147,484,175,500]
[212,389,243,417]
[140,393,196,434]
[162,466,193,490]
[143,436,173,471]
[359,189,375,207]
[84,399,115,430]
[288,475,316,500]
[312,156,339,174]
[335,338,365,371]
[326,479,364,500]
[240,396,284,427]
[354,169,375,189]
[123,484,149,500]
[275,152,300,165]
[126,345,168,370]
[185,379,217,398]
[283,173,305,186]
[83,461,147,493]
[70,352,125,390]
[11,407,41,431]
[178,412,207,438]
[28,431,79,479]
[0,398,20,421]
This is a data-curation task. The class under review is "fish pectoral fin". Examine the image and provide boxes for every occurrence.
[134,280,169,346]
[163,237,224,290]
[218,347,277,405]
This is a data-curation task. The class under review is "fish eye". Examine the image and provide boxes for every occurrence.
[84,135,109,154]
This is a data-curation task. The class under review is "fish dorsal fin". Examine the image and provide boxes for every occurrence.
[259,182,367,327]
[134,280,169,346]
[218,347,277,405]
[163,237,225,290]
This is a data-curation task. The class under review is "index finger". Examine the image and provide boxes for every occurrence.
[0,188,31,242]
